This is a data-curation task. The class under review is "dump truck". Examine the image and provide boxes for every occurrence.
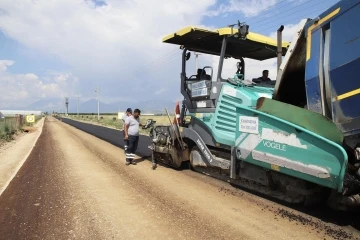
[144,0,360,211]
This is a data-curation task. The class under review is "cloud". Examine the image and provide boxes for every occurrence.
[0,0,215,61]
[0,0,216,105]
[206,0,279,17]
[154,88,167,95]
[0,60,79,109]
[0,60,15,71]
[0,0,303,111]
[198,22,299,82]
[287,0,308,5]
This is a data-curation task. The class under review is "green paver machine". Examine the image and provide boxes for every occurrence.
[145,0,360,211]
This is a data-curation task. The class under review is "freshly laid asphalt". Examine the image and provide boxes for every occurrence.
[59,117,152,158]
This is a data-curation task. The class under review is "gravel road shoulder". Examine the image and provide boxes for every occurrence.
[0,117,45,195]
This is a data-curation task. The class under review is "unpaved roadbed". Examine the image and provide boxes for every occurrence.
[0,118,44,194]
[0,117,358,240]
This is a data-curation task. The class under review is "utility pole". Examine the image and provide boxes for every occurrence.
[194,52,202,72]
[94,86,100,121]
[65,97,69,116]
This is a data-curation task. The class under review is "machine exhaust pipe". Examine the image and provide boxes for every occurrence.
[277,25,284,72]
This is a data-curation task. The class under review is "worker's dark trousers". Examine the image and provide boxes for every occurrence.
[123,131,129,150]
[125,135,139,163]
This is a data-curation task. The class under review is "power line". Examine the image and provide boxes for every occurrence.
[217,0,289,24]
[132,51,180,77]
[131,48,179,75]
[123,0,292,79]
[253,0,328,32]
[130,54,180,77]
[124,0,333,83]
[255,5,328,33]
[247,0,313,26]
[126,53,181,82]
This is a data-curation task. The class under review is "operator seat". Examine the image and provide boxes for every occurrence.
[197,68,211,80]
[186,69,211,92]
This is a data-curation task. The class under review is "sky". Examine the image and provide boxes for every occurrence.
[0,0,340,110]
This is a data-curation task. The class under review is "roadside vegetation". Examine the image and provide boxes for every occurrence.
[0,115,43,141]
[66,114,173,135]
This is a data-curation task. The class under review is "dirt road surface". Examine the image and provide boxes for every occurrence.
[0,117,358,240]
[0,118,44,194]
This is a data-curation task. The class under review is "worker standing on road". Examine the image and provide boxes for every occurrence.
[124,109,143,165]
[122,108,132,151]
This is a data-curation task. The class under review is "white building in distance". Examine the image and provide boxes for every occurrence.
[0,110,43,117]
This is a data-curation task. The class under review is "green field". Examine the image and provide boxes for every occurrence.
[66,114,175,135]
[0,115,42,140]
[0,118,17,140]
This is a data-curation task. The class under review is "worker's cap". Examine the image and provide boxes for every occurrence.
[126,108,132,113]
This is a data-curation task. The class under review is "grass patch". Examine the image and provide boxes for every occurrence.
[0,118,19,141]
[23,115,43,127]
[0,115,43,141]
[67,114,175,135]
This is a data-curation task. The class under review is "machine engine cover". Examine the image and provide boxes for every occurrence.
[152,125,172,146]
[157,133,168,145]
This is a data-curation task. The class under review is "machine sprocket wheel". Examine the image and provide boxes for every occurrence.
[189,146,204,171]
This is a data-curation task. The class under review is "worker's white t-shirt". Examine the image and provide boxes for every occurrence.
[125,116,140,136]
[121,114,129,130]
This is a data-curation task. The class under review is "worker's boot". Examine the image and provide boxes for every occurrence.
[130,154,137,165]
[152,162,157,170]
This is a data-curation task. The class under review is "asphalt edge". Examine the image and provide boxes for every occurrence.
[0,117,46,197]
[61,116,150,136]
[59,117,151,162]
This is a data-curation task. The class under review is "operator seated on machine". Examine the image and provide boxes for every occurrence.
[252,70,271,83]
[196,68,211,80]
[187,68,211,92]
